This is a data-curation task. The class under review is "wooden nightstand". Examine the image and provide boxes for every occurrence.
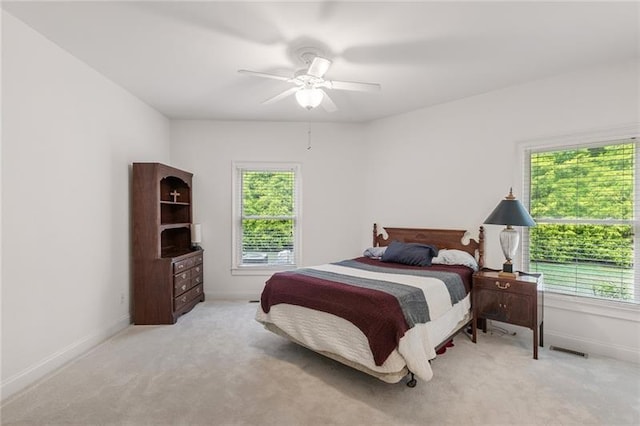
[472,270,544,359]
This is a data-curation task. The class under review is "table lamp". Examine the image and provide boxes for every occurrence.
[191,223,202,250]
[484,188,535,277]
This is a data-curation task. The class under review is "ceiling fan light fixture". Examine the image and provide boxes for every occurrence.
[295,88,324,110]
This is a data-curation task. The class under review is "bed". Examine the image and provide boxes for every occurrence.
[255,224,485,386]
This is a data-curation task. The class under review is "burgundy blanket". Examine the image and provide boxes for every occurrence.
[260,257,472,365]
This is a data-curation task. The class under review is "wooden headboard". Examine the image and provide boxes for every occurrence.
[372,223,485,268]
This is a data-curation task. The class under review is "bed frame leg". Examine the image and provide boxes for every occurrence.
[406,372,417,388]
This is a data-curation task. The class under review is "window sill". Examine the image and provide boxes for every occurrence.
[231,265,297,276]
[544,292,640,322]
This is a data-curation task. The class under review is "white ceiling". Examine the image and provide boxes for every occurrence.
[3,1,639,123]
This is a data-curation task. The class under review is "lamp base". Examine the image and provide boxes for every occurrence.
[499,261,517,278]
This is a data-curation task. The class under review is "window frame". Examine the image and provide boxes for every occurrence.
[520,129,638,305]
[231,161,302,275]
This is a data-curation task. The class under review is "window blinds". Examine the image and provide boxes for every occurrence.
[523,140,637,303]
[237,167,298,267]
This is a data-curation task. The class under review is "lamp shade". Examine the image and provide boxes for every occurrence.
[484,189,535,227]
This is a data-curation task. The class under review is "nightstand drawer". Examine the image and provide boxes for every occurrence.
[474,276,535,296]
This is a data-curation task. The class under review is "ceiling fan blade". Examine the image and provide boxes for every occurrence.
[262,87,300,105]
[307,57,332,78]
[238,69,292,82]
[326,79,381,92]
[320,89,337,112]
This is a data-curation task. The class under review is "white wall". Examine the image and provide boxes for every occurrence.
[1,12,170,399]
[363,60,639,250]
[362,60,640,363]
[170,120,366,299]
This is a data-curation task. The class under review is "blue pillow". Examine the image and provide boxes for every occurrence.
[381,241,439,267]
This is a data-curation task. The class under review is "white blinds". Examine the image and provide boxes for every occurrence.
[523,139,637,303]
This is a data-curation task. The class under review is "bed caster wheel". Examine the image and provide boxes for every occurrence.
[406,372,417,388]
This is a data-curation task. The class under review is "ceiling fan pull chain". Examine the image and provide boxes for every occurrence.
[307,122,312,150]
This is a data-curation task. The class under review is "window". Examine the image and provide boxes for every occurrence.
[523,139,637,303]
[232,162,301,273]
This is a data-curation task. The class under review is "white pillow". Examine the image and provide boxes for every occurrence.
[432,249,478,271]
[363,246,387,259]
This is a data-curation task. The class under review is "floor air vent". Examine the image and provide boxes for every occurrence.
[549,345,588,358]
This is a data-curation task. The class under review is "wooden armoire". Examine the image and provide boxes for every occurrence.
[132,163,204,324]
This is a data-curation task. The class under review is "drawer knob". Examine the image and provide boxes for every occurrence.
[181,273,187,279]
[181,296,187,303]
[178,264,184,269]
[181,284,186,291]
[196,288,200,294]
[495,281,511,290]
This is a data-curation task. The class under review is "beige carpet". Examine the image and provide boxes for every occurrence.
[2,301,639,425]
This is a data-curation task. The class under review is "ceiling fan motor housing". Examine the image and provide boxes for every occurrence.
[293,70,324,89]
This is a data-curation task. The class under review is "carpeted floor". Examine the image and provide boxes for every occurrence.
[2,301,639,425]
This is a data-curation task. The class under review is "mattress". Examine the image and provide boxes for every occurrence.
[256,258,473,383]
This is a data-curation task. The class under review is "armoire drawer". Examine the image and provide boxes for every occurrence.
[173,257,195,274]
[174,284,203,311]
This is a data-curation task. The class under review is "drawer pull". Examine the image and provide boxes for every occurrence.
[181,284,187,291]
[177,264,184,269]
[181,296,187,303]
[495,281,511,290]
[195,267,201,273]
[195,277,200,283]
[181,273,187,279]
[196,288,200,294]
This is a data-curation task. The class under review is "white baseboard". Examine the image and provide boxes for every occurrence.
[205,291,260,301]
[544,329,640,364]
[488,320,640,365]
[1,313,131,403]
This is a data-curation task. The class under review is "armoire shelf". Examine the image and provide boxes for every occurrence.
[160,223,192,230]
[160,201,190,205]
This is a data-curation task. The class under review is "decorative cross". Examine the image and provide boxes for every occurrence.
[170,190,180,202]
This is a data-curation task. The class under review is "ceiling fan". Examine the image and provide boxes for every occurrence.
[238,54,381,112]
